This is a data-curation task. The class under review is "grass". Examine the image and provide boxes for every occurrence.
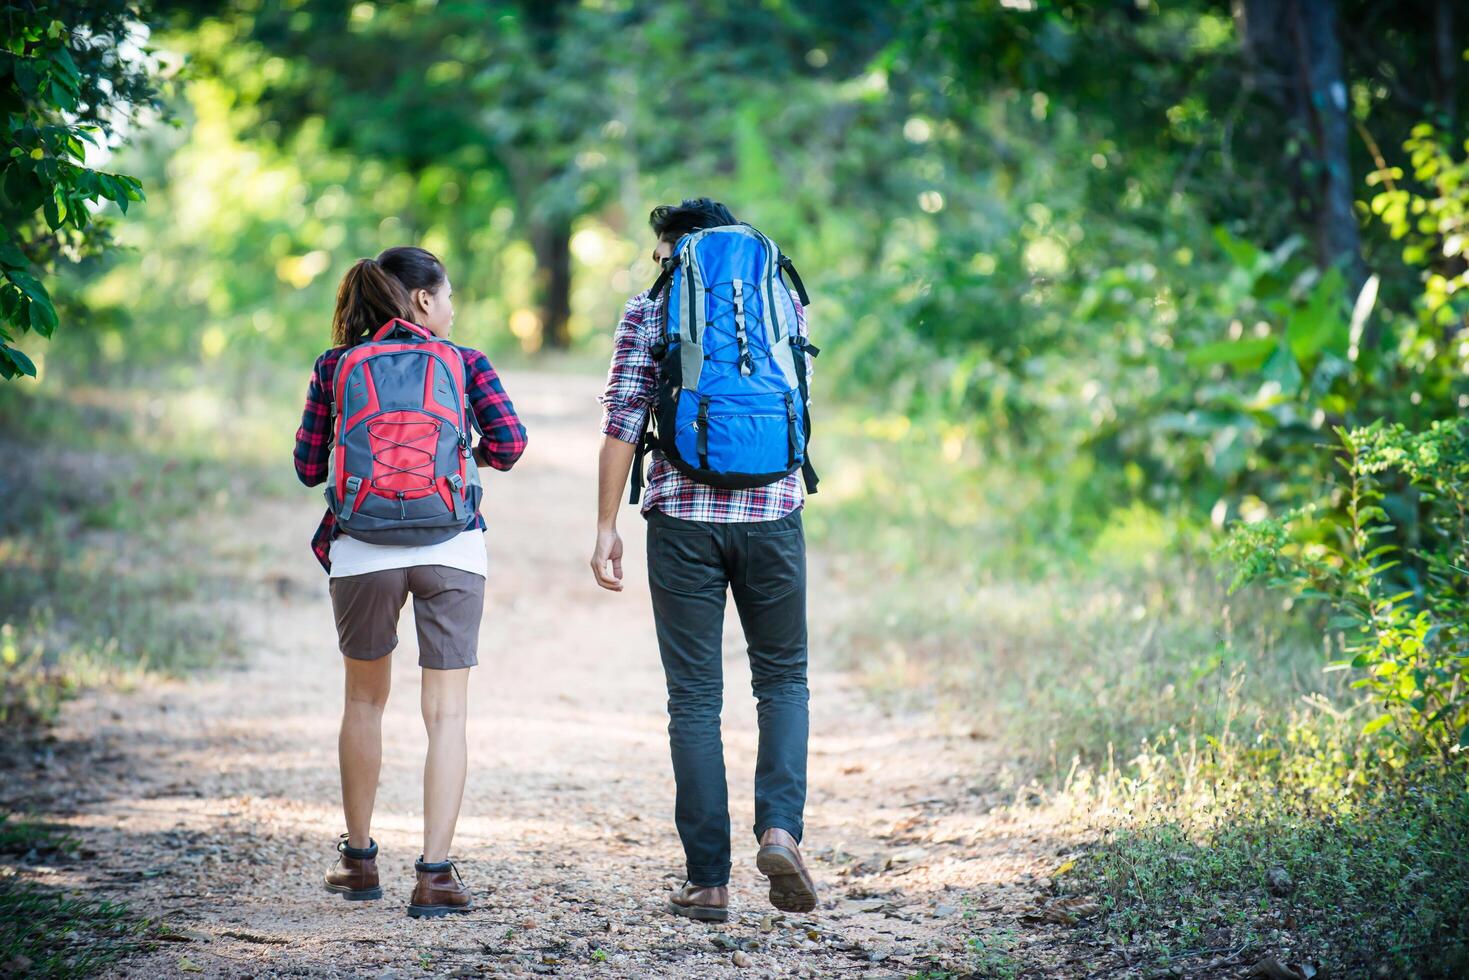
[0,816,152,979]
[964,928,1021,979]
[0,361,304,976]
[808,408,1469,978]
[1073,774,1469,977]
[807,411,1341,773]
[0,362,296,729]
[0,880,147,979]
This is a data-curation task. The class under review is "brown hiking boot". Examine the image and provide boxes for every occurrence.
[407,858,472,918]
[324,835,382,901]
[666,881,729,923]
[756,828,818,913]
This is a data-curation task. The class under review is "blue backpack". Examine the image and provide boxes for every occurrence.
[630,224,819,503]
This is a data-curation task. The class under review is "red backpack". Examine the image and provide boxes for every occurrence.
[326,318,481,545]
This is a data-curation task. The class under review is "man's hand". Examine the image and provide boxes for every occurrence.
[593,435,638,592]
[591,527,625,592]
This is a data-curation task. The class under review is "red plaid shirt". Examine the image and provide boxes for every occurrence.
[294,344,527,572]
[600,288,810,523]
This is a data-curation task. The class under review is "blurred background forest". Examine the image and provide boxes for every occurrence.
[3,0,1469,976]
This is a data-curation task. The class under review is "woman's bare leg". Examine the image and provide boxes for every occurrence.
[340,655,392,849]
[421,666,470,863]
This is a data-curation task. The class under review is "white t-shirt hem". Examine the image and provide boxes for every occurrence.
[328,529,488,579]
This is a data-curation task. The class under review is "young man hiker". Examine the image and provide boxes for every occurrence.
[590,198,821,922]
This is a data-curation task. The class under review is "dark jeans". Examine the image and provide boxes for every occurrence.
[645,507,809,888]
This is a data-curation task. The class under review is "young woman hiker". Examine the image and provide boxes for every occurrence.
[293,246,527,918]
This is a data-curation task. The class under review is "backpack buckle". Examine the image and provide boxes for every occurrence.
[341,475,364,515]
[446,473,468,520]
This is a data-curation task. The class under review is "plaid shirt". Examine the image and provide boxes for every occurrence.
[600,288,810,523]
[294,343,527,572]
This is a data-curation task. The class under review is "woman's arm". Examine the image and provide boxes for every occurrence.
[463,350,528,470]
[294,351,335,487]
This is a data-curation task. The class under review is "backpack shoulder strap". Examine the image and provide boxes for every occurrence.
[777,255,810,306]
[648,254,678,300]
[372,318,432,342]
[628,425,651,505]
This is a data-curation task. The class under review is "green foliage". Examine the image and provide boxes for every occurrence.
[1368,123,1469,329]
[0,363,295,728]
[809,413,1336,776]
[155,0,896,348]
[1226,421,1469,764]
[0,878,147,978]
[0,1,160,379]
[964,929,1020,979]
[1076,776,1469,977]
[0,813,76,860]
[0,814,150,978]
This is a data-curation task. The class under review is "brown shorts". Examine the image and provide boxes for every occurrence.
[328,565,484,670]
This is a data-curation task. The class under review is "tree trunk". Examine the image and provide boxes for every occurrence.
[1238,0,1366,296]
[531,217,573,350]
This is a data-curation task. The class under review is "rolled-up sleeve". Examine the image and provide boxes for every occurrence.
[463,350,528,471]
[294,352,334,487]
[599,295,657,444]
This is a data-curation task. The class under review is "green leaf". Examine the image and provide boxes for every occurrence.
[0,343,36,378]
[114,174,144,202]
[27,294,57,337]
[0,237,25,269]
[1185,337,1276,370]
[7,270,51,307]
[1459,724,1469,749]
[52,45,82,82]
[51,81,79,113]
[9,271,56,338]
[14,62,38,96]
[1213,226,1261,272]
[1261,340,1303,396]
[1361,713,1395,736]
[2,165,46,212]
[43,192,63,230]
[6,268,50,302]
[1286,266,1347,362]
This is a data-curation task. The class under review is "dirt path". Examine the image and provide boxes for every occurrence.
[8,372,1074,978]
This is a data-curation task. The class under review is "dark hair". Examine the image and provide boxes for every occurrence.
[648,197,738,242]
[330,246,446,347]
[377,245,445,299]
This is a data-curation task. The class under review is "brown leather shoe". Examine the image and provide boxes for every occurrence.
[665,881,729,922]
[756,828,818,913]
[407,858,472,918]
[324,835,382,901]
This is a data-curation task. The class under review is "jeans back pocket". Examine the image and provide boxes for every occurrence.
[744,528,803,599]
[651,526,720,595]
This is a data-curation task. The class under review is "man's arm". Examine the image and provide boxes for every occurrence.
[591,435,636,591]
[591,295,655,592]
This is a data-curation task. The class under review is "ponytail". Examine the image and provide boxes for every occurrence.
[331,258,414,348]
